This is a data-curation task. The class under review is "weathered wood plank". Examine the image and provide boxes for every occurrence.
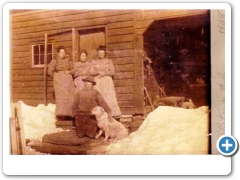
[112,57,134,65]
[133,12,145,114]
[115,64,135,72]
[12,14,133,35]
[135,28,146,35]
[12,28,73,41]
[120,107,135,115]
[12,10,133,28]
[114,72,134,79]
[135,19,154,30]
[11,35,57,46]
[12,87,54,93]
[12,51,30,58]
[118,100,134,107]
[107,21,133,30]
[12,57,31,64]
[113,78,135,86]
[108,49,134,58]
[11,10,95,22]
[135,10,209,29]
[9,117,19,154]
[107,34,133,44]
[15,102,27,154]
[12,45,31,52]
[135,9,209,21]
[116,94,134,101]
[12,92,54,100]
[12,81,44,87]
[12,69,44,76]
[12,63,31,70]
[12,75,45,81]
[115,86,134,94]
[107,42,133,50]
[108,27,134,36]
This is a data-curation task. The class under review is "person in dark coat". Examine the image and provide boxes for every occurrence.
[72,75,112,138]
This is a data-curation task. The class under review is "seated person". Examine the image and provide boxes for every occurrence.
[72,75,112,138]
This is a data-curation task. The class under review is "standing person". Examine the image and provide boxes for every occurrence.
[89,45,121,118]
[48,46,75,120]
[73,49,91,92]
[72,75,112,138]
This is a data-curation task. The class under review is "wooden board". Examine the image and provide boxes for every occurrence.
[108,27,134,36]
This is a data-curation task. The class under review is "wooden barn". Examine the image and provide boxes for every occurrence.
[10,9,210,115]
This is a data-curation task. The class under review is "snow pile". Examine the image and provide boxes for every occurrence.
[106,106,210,154]
[17,101,62,141]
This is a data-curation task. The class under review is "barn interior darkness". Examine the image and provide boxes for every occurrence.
[143,12,210,107]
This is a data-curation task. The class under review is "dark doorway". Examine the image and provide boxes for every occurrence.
[143,12,211,107]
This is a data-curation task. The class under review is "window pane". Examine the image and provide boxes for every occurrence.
[40,55,44,65]
[40,45,44,54]
[47,44,52,53]
[34,55,39,65]
[34,45,39,54]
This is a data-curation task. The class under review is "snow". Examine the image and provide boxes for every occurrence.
[106,106,210,154]
[17,101,63,141]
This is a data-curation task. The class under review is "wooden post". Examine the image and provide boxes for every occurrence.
[144,87,154,111]
[133,11,144,114]
[72,27,79,63]
[9,103,18,154]
[44,33,48,105]
[15,102,27,155]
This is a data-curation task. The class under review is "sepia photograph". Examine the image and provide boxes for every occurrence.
[8,8,214,156]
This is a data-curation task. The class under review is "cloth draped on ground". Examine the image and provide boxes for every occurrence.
[90,58,121,117]
[73,61,91,93]
[48,56,75,116]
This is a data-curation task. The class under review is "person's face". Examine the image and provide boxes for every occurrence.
[80,53,87,62]
[98,50,105,59]
[58,49,66,59]
[85,81,93,89]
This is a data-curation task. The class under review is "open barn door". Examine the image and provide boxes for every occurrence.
[72,28,80,63]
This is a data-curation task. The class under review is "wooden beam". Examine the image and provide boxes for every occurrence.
[107,34,133,44]
[108,27,134,36]
[44,33,48,105]
[107,21,133,30]
[114,72,134,79]
[133,11,144,114]
[15,102,27,155]
[107,42,133,50]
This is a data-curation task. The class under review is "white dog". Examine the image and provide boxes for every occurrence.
[91,106,128,141]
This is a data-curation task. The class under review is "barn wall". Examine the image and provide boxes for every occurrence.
[10,9,139,115]
[10,9,208,114]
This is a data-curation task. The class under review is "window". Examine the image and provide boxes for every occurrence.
[32,43,53,67]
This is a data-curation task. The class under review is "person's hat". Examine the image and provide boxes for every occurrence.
[82,75,96,85]
[97,45,106,51]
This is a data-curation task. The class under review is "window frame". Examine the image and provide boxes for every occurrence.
[31,43,53,68]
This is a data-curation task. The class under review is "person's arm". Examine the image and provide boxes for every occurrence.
[105,59,115,76]
[69,60,75,74]
[47,60,57,78]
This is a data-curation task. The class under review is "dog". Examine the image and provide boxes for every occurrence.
[91,106,128,141]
